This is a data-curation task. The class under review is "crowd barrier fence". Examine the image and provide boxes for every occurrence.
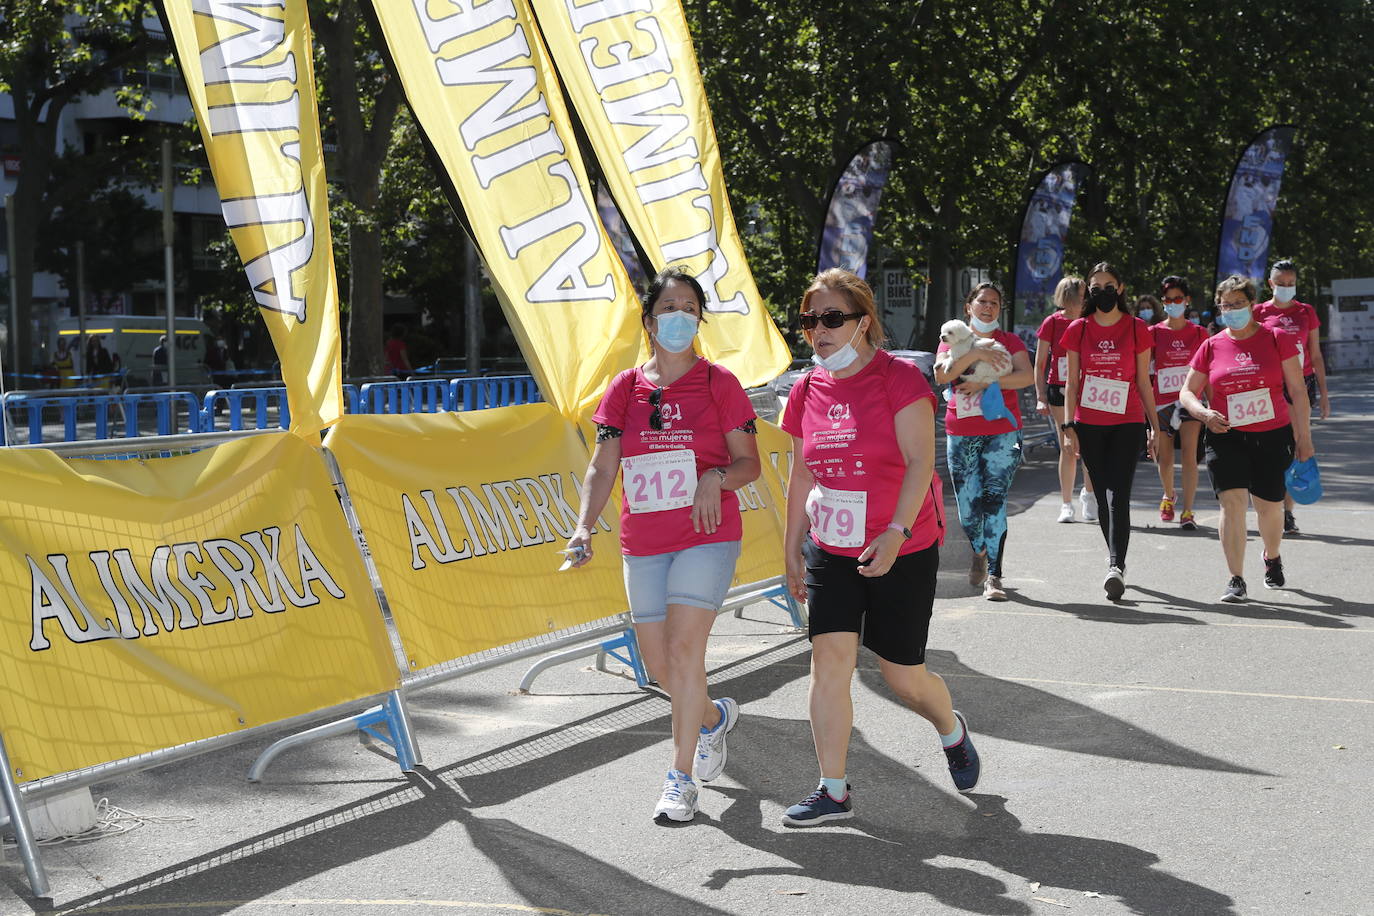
[0,406,793,899]
[1,390,205,445]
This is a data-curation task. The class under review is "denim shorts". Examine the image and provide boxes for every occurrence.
[622,540,743,623]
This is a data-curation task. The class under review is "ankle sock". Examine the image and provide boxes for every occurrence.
[820,776,847,799]
[668,768,694,783]
[940,716,965,748]
[700,699,725,735]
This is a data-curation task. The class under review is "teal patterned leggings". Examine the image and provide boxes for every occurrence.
[947,431,1024,577]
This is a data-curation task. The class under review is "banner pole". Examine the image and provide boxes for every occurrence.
[0,733,50,898]
[163,137,177,390]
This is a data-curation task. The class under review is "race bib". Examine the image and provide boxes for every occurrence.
[1227,388,1275,427]
[805,482,867,549]
[953,387,982,419]
[621,449,697,514]
[1082,374,1129,414]
[1157,365,1190,395]
[1056,356,1068,382]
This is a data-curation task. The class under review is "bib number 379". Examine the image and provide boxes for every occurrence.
[805,483,868,549]
[621,449,697,514]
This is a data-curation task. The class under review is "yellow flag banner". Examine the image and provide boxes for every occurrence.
[529,0,791,388]
[324,405,626,670]
[0,435,397,782]
[158,0,343,435]
[366,0,645,421]
[731,419,792,588]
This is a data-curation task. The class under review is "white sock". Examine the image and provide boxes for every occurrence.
[820,776,847,799]
[940,716,965,748]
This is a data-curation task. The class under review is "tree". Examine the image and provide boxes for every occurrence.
[0,1,155,372]
[310,0,402,377]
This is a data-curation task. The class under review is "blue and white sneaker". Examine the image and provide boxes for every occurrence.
[943,710,981,792]
[781,783,853,827]
[695,697,739,782]
[653,770,699,823]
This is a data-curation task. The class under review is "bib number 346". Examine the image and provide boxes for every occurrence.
[622,449,697,514]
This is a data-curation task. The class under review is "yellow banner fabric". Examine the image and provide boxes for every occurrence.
[367,0,646,421]
[730,419,792,589]
[324,406,626,670]
[0,435,398,782]
[529,0,791,388]
[160,0,343,435]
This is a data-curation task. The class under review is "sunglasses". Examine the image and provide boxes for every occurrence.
[648,387,664,430]
[1162,296,1187,305]
[799,310,864,330]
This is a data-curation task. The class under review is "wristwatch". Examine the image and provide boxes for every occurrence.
[712,467,728,484]
[1060,422,1075,431]
[886,522,912,540]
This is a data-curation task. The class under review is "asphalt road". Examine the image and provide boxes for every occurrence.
[2,374,1370,916]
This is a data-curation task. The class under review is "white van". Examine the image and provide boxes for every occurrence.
[53,316,213,388]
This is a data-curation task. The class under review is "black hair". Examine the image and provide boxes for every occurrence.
[641,266,708,322]
[1270,258,1297,276]
[1160,275,1190,297]
[1083,261,1126,314]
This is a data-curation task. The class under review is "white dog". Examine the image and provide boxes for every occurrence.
[936,319,1011,386]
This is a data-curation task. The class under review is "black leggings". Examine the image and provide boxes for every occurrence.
[1075,423,1146,570]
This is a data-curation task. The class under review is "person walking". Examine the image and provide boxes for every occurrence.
[934,282,1033,601]
[780,268,976,827]
[1061,262,1161,600]
[1179,275,1314,603]
[1150,276,1209,530]
[565,266,760,824]
[1034,276,1096,523]
[1253,258,1329,536]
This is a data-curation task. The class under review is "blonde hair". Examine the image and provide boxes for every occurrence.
[800,268,886,348]
[1214,274,1257,304]
[1053,275,1085,309]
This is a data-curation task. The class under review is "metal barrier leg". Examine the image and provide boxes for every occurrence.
[595,625,650,688]
[518,643,605,693]
[0,734,51,898]
[247,690,422,782]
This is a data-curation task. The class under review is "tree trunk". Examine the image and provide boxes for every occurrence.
[345,220,384,376]
[920,227,954,352]
[10,107,59,376]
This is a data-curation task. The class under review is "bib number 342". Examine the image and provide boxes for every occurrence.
[805,483,868,549]
[622,449,697,514]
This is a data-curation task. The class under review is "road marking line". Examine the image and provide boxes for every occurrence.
[34,900,613,916]
[938,607,1374,633]
[940,672,1374,705]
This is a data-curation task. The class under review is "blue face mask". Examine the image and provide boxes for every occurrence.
[1138,308,1154,322]
[653,310,699,353]
[1164,303,1187,319]
[970,315,1000,334]
[1218,306,1252,330]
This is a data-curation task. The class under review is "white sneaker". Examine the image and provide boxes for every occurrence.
[1080,488,1098,522]
[653,771,699,823]
[1056,502,1075,523]
[1103,566,1125,601]
[695,697,739,782]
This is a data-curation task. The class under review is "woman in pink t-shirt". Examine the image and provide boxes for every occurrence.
[1061,262,1162,601]
[1150,275,1210,530]
[778,268,976,828]
[565,267,760,824]
[1178,274,1314,604]
[1033,276,1096,523]
[934,282,1033,601]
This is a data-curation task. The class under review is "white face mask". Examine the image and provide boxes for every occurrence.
[812,324,865,372]
[1273,285,1297,303]
[970,315,1000,334]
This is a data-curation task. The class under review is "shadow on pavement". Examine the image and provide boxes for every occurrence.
[1131,585,1359,629]
[858,652,1271,777]
[1003,588,1206,626]
[706,717,1237,916]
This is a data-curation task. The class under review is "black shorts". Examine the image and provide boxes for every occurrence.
[1046,384,1065,407]
[1204,424,1295,502]
[803,538,938,666]
[1155,403,1200,450]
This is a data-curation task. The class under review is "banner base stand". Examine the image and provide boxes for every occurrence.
[248,689,420,783]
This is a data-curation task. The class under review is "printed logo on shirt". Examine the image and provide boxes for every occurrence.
[1234,351,1254,367]
[657,401,684,428]
[1097,339,1116,352]
[827,403,852,427]
[1171,340,1185,350]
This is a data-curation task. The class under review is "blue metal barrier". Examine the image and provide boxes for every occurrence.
[359,379,453,415]
[202,387,291,432]
[450,375,542,411]
[2,391,203,444]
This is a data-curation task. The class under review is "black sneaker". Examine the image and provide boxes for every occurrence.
[943,710,981,792]
[1283,511,1299,536]
[781,783,853,827]
[1263,553,1285,588]
[1220,576,1247,603]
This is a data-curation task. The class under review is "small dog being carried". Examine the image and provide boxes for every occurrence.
[935,319,1012,385]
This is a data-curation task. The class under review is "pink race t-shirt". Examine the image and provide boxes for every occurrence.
[936,329,1026,435]
[1189,326,1298,431]
[1036,311,1073,385]
[1253,299,1319,375]
[780,349,944,557]
[593,359,756,556]
[1149,321,1209,405]
[1060,315,1153,425]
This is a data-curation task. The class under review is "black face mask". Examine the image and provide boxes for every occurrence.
[1089,287,1119,311]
